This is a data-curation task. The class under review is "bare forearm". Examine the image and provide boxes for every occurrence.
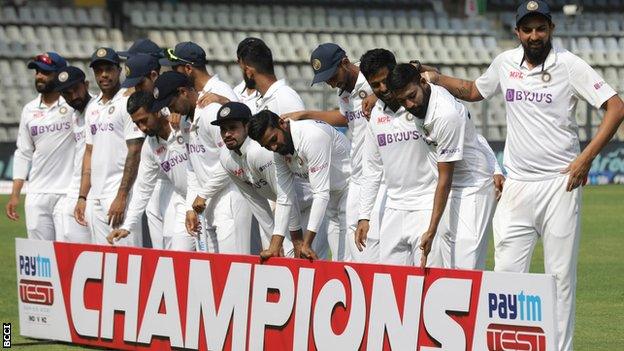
[10,179,24,198]
[428,163,454,232]
[302,110,348,127]
[78,146,92,197]
[580,97,624,160]
[117,139,144,196]
[302,229,317,246]
[435,75,483,102]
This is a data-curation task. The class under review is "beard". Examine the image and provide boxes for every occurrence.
[35,79,55,93]
[275,130,295,155]
[243,74,256,90]
[523,39,552,65]
[68,95,90,112]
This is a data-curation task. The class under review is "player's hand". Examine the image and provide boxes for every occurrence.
[107,195,127,228]
[493,174,506,200]
[422,71,440,85]
[419,229,436,268]
[362,95,378,119]
[192,196,207,214]
[354,219,370,252]
[107,229,130,245]
[197,92,229,108]
[281,111,305,121]
[298,243,319,261]
[185,210,199,236]
[74,198,87,226]
[5,195,19,221]
[260,247,284,261]
[167,112,182,131]
[562,154,591,192]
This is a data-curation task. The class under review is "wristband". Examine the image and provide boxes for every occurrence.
[78,195,87,201]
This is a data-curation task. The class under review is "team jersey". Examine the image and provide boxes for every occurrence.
[121,122,190,231]
[220,137,313,236]
[417,84,495,189]
[273,120,351,236]
[185,76,239,208]
[338,71,373,185]
[360,100,437,219]
[475,44,617,180]
[66,96,94,198]
[85,88,145,199]
[253,79,305,115]
[13,95,75,194]
[234,80,260,111]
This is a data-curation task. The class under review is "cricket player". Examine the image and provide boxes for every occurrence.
[53,66,93,243]
[6,52,73,241]
[213,102,329,259]
[236,38,304,114]
[282,43,386,263]
[234,38,261,110]
[151,69,252,254]
[122,52,170,249]
[355,49,441,267]
[387,63,501,269]
[75,47,145,246]
[107,91,196,250]
[422,1,624,349]
[248,110,351,261]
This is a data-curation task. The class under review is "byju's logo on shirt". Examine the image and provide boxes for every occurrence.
[505,89,552,104]
[90,123,114,135]
[30,122,71,136]
[377,130,423,147]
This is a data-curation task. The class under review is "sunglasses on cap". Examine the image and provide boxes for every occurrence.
[165,48,195,65]
[34,54,54,65]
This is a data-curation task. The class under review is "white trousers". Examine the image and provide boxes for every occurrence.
[162,191,200,251]
[57,196,91,243]
[24,193,64,241]
[146,179,172,249]
[493,175,581,351]
[86,195,143,247]
[345,181,386,263]
[203,185,253,254]
[437,182,496,270]
[379,207,443,267]
[326,188,349,261]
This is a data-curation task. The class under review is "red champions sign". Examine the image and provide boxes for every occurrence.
[15,238,559,350]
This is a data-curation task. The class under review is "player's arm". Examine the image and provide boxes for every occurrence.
[424,72,484,102]
[281,110,348,127]
[266,154,300,259]
[108,137,144,227]
[420,162,454,267]
[74,143,92,226]
[476,133,505,199]
[6,109,33,220]
[356,123,383,251]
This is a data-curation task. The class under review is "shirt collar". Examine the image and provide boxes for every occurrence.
[37,94,63,109]
[423,84,440,125]
[202,75,221,93]
[262,79,286,100]
[96,88,125,105]
[238,136,253,156]
[513,44,559,72]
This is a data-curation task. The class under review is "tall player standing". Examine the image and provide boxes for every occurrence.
[422,1,624,349]
[5,52,73,241]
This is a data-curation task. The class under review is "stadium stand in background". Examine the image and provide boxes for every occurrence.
[1,0,623,142]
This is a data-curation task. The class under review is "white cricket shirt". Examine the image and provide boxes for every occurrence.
[253,79,305,115]
[85,88,145,199]
[13,95,75,194]
[234,80,260,111]
[273,119,351,235]
[475,44,617,180]
[360,100,437,219]
[66,96,94,198]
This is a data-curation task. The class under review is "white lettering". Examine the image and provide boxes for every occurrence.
[70,251,102,338]
[293,268,315,350]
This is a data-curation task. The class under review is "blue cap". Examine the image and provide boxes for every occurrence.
[89,47,120,67]
[118,38,163,58]
[27,52,67,72]
[516,0,551,26]
[53,66,86,92]
[150,71,190,112]
[211,102,252,126]
[159,42,207,67]
[121,54,160,88]
[310,43,346,85]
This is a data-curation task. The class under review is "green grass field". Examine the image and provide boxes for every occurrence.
[1,186,623,350]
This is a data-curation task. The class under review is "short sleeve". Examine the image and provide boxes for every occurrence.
[568,54,617,109]
[276,87,306,114]
[475,53,503,99]
[431,110,466,163]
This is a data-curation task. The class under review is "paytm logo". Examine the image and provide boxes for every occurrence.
[19,255,52,278]
[488,291,542,322]
[505,89,552,104]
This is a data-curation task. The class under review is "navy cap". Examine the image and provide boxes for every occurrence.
[159,42,207,67]
[53,66,86,92]
[211,102,252,126]
[27,52,67,72]
[310,43,346,85]
[516,0,551,26]
[90,47,120,67]
[118,38,163,58]
[121,54,160,88]
[150,71,189,112]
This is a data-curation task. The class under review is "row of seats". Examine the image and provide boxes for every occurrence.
[500,11,624,36]
[128,6,491,35]
[490,0,624,11]
[0,6,106,27]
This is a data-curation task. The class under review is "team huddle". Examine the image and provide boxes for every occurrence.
[5,1,624,351]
